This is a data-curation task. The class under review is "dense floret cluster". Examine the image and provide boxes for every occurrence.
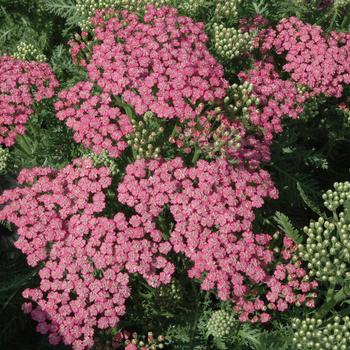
[118,158,317,322]
[262,17,350,98]
[239,61,306,140]
[55,81,133,158]
[69,6,228,120]
[0,56,58,147]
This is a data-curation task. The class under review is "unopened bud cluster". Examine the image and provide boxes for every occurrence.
[334,0,350,8]
[224,81,259,120]
[214,0,242,21]
[213,24,252,60]
[207,310,236,338]
[170,111,241,161]
[178,0,206,16]
[292,315,350,350]
[0,147,9,173]
[298,216,348,283]
[158,279,183,309]
[76,0,173,29]
[111,330,166,349]
[300,98,320,121]
[203,117,241,160]
[322,181,350,212]
[127,112,163,160]
[13,42,46,62]
[76,0,115,29]
[83,150,118,175]
[298,182,350,283]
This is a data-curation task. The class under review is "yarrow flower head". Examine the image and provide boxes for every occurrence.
[0,157,175,348]
[0,56,58,147]
[55,81,133,158]
[238,61,306,140]
[117,157,317,321]
[260,17,350,98]
[68,5,228,120]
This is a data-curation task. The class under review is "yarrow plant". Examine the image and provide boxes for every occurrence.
[1,2,350,350]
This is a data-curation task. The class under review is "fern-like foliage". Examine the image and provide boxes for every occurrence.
[296,182,324,217]
[274,211,303,244]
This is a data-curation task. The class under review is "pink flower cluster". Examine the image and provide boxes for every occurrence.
[21,214,130,350]
[55,81,133,158]
[117,157,317,321]
[261,17,350,97]
[238,62,305,140]
[69,5,228,120]
[234,235,318,322]
[0,56,59,147]
[0,158,174,349]
[0,159,317,340]
[113,212,175,287]
[0,158,112,266]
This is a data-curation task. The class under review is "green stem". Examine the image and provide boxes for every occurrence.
[189,281,200,345]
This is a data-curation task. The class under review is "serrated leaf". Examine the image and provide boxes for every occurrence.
[213,337,227,350]
[237,325,262,349]
[297,182,323,217]
[274,211,303,244]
